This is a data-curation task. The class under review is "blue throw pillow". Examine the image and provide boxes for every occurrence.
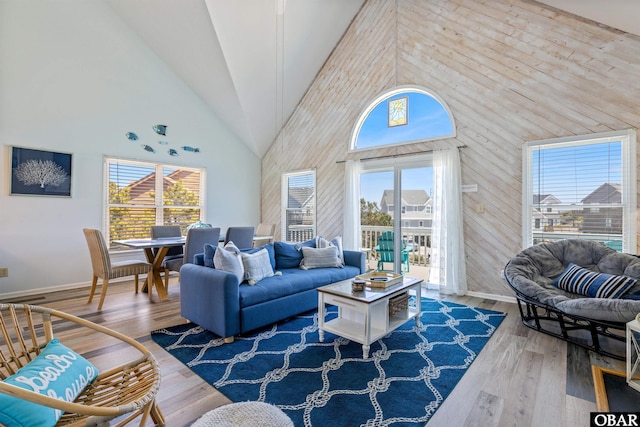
[274,239,315,269]
[553,263,637,299]
[203,243,217,268]
[241,243,276,271]
[0,338,98,427]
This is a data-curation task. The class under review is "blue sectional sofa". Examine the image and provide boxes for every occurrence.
[179,241,365,341]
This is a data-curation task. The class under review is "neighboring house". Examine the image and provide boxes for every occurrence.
[284,186,315,241]
[532,194,562,230]
[287,186,315,225]
[380,190,432,228]
[581,183,622,234]
[127,170,201,205]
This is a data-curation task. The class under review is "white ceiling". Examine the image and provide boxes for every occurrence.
[104,0,636,159]
[105,0,365,158]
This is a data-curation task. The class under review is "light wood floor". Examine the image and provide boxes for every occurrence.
[2,276,626,426]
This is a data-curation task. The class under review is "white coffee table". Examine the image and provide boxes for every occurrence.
[317,276,423,358]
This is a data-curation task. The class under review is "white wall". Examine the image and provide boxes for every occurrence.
[0,0,261,296]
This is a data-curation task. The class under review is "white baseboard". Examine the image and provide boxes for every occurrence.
[0,276,135,301]
[422,282,516,303]
[465,290,516,304]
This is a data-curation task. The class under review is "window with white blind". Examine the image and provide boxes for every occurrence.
[282,170,316,242]
[105,158,205,247]
[523,130,636,252]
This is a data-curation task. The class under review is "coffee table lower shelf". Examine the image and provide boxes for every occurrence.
[317,276,423,358]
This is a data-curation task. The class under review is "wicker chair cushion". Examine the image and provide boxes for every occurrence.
[0,339,97,427]
[503,239,640,323]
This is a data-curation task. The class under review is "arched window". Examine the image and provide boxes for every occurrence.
[351,87,455,151]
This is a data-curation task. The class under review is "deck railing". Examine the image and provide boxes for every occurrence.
[283,225,432,267]
[286,225,315,242]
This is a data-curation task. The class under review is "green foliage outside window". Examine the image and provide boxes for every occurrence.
[360,198,392,226]
[109,179,200,243]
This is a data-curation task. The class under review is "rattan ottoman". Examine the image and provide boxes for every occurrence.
[192,401,293,427]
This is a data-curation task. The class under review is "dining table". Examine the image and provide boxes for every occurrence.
[112,236,186,301]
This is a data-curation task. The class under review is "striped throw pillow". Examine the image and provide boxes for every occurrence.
[553,263,637,299]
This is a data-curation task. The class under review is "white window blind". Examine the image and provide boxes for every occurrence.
[106,158,205,247]
[282,170,316,242]
[523,130,636,252]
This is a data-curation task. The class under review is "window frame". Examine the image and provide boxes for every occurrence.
[522,129,637,251]
[281,169,316,242]
[349,85,456,153]
[104,157,206,246]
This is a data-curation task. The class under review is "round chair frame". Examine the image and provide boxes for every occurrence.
[0,303,164,426]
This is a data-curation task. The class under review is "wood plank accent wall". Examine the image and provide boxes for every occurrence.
[261,0,640,297]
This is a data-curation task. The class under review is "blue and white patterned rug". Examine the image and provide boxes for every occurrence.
[151,298,505,426]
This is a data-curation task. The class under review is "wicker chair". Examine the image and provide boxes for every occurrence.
[83,228,152,311]
[0,303,164,426]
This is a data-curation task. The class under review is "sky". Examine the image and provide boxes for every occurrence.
[360,168,433,205]
[357,90,443,203]
[532,141,622,204]
[356,91,453,149]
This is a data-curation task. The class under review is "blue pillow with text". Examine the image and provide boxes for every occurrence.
[0,338,98,427]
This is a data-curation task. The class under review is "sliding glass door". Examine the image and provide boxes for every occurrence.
[359,155,433,280]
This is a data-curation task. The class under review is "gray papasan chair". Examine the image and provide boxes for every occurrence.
[503,239,640,360]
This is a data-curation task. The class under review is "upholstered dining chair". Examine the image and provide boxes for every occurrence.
[253,223,275,247]
[165,227,221,272]
[83,228,152,311]
[224,226,255,250]
[151,225,184,288]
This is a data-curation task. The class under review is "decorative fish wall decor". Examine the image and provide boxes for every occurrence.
[168,149,179,156]
[126,132,139,141]
[141,144,156,153]
[153,125,167,136]
[181,146,200,153]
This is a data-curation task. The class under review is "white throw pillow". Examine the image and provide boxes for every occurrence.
[213,241,244,283]
[242,248,279,285]
[300,246,342,270]
[316,235,344,265]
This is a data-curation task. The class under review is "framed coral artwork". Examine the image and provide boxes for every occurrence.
[10,146,72,197]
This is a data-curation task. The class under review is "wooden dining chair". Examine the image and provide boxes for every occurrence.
[83,228,152,311]
[253,223,275,247]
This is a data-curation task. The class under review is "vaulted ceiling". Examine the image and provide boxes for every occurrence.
[104,0,637,159]
[105,0,365,158]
